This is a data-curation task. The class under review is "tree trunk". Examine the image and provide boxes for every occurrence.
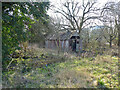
[118,15,120,86]
[109,35,112,48]
[78,34,82,56]
[118,27,120,47]
[109,41,112,48]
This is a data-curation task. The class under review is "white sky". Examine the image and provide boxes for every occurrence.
[47,0,120,27]
[48,0,120,16]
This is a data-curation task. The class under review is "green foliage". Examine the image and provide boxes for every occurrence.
[2,2,49,70]
[2,47,119,88]
[98,79,105,86]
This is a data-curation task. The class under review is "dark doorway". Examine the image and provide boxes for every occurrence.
[70,36,80,52]
[73,39,76,51]
[69,39,76,52]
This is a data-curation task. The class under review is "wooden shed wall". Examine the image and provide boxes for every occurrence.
[45,40,69,50]
[45,39,82,51]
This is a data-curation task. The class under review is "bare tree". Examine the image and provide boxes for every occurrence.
[102,26,117,48]
[100,7,118,48]
[115,2,120,48]
[101,1,120,47]
[54,0,99,36]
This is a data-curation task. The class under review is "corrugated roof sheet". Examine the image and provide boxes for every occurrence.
[46,31,79,40]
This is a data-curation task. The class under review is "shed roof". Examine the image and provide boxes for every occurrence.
[46,31,80,40]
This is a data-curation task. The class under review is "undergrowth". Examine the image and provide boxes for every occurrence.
[2,48,119,88]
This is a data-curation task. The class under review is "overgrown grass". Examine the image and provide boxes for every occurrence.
[2,48,119,88]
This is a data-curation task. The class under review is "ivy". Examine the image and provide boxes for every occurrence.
[2,2,50,70]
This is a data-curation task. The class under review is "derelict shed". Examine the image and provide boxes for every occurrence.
[45,31,82,52]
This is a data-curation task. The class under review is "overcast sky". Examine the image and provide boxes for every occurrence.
[47,0,120,16]
[47,0,120,27]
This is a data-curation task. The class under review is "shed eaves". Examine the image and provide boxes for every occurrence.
[46,31,79,40]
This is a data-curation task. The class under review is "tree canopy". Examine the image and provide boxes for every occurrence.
[2,2,49,69]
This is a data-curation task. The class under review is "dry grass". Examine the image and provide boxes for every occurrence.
[53,69,93,88]
[2,47,119,88]
[93,55,114,64]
